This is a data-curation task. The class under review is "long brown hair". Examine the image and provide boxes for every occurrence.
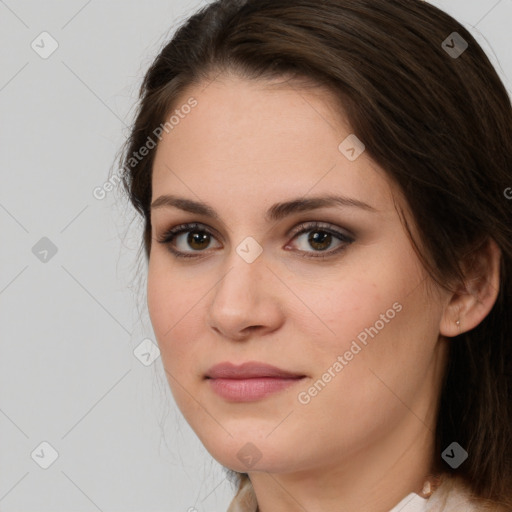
[117,0,512,507]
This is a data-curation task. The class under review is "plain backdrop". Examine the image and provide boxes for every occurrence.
[0,1,511,510]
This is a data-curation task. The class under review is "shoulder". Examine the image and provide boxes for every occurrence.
[426,474,510,512]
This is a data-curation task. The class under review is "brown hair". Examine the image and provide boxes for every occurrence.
[117,0,512,507]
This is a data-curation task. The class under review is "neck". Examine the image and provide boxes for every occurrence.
[248,412,438,512]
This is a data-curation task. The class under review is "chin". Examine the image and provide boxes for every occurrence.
[198,432,301,474]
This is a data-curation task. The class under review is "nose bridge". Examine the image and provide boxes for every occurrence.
[207,239,280,336]
[215,240,267,307]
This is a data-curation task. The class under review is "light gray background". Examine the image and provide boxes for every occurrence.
[1,1,510,511]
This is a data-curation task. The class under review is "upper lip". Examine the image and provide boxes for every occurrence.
[205,361,305,379]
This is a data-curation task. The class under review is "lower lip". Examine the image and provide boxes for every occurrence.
[207,377,305,402]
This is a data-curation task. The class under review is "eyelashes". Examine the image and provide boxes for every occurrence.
[156,221,355,260]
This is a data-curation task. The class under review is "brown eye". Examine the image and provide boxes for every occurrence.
[186,231,211,250]
[286,222,354,259]
[306,231,333,251]
[157,221,354,260]
[157,223,221,258]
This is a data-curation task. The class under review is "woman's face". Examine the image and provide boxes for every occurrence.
[147,74,451,476]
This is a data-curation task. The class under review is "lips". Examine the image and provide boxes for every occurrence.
[205,361,305,379]
[205,362,306,402]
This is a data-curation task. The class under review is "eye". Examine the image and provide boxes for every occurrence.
[285,221,355,259]
[156,221,355,259]
[156,223,221,259]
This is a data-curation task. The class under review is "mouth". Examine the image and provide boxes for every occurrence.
[205,361,306,402]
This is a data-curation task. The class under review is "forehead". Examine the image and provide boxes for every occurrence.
[151,74,400,215]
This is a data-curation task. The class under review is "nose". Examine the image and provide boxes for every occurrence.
[207,249,285,341]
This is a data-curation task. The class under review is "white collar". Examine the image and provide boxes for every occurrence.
[227,477,431,512]
[388,492,429,512]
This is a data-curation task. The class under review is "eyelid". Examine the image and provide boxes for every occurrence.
[156,220,355,259]
[286,220,355,242]
[156,222,221,245]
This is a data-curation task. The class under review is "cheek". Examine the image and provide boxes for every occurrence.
[297,281,382,356]
[297,241,436,385]
[147,261,194,361]
[292,266,409,359]
[289,280,436,450]
[299,261,439,411]
[147,263,207,419]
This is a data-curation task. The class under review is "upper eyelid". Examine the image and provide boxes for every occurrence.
[158,221,354,246]
[155,213,356,234]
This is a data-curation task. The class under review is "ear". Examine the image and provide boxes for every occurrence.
[439,238,502,338]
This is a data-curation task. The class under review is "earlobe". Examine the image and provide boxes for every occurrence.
[439,238,501,338]
[439,303,463,338]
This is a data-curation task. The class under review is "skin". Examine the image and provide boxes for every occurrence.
[146,73,501,512]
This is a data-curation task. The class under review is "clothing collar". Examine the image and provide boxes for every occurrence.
[225,473,497,512]
[226,475,429,512]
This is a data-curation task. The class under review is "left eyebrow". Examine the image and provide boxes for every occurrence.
[150,193,377,223]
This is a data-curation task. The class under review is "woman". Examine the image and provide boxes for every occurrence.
[117,0,512,510]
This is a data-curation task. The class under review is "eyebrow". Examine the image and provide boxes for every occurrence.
[150,194,377,223]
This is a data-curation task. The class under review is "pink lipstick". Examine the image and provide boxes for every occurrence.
[205,361,306,402]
